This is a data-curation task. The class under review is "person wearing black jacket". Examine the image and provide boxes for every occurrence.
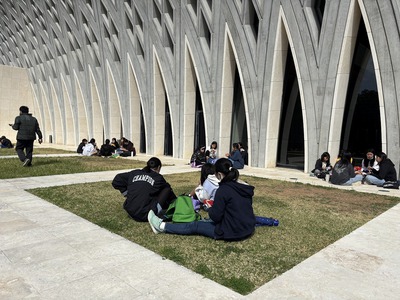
[76,138,87,154]
[119,137,136,157]
[148,158,256,241]
[99,139,114,157]
[311,152,332,180]
[10,106,42,166]
[0,136,13,148]
[330,152,363,185]
[365,152,397,186]
[112,157,176,222]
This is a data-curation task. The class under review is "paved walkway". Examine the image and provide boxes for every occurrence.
[1,154,399,299]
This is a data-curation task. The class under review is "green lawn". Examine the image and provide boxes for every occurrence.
[0,155,145,179]
[29,172,400,295]
[0,147,73,156]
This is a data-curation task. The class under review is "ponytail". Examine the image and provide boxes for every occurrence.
[215,158,239,183]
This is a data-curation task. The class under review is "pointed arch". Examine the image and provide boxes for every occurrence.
[328,0,386,157]
[127,56,142,152]
[265,8,309,170]
[219,26,251,162]
[49,79,64,144]
[75,74,89,140]
[106,63,122,140]
[183,40,202,160]
[61,74,76,145]
[153,50,174,156]
[89,68,104,143]
[39,81,52,143]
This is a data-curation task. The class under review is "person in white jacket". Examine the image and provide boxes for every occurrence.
[191,163,220,211]
[82,138,98,156]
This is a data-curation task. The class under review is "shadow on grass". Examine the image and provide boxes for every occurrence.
[28,175,400,295]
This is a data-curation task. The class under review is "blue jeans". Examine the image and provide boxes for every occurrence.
[342,174,363,186]
[164,220,215,238]
[365,175,385,186]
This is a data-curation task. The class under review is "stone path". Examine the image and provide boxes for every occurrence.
[1,154,399,299]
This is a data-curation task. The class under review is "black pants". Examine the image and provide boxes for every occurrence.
[156,186,177,210]
[15,139,34,163]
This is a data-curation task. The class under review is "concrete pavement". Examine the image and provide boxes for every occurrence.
[1,154,399,299]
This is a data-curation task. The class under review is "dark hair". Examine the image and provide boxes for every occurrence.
[337,151,352,167]
[232,143,239,150]
[19,106,29,113]
[321,152,330,161]
[144,157,162,172]
[89,138,96,144]
[362,148,376,168]
[105,139,110,144]
[200,163,215,184]
[215,158,239,183]
[210,141,218,149]
[375,151,387,162]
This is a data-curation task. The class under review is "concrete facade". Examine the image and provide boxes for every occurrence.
[0,0,400,172]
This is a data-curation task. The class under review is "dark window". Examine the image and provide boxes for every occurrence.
[164,95,173,155]
[340,18,380,159]
[277,47,304,169]
[230,68,248,149]
[140,106,146,153]
[194,82,206,150]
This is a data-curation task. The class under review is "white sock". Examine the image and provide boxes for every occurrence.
[160,222,165,230]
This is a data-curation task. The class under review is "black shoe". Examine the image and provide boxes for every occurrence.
[23,158,30,166]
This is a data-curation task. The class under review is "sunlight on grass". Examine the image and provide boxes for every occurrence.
[29,174,400,294]
[0,147,74,156]
[0,156,146,179]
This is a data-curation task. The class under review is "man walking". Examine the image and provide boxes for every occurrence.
[10,106,43,166]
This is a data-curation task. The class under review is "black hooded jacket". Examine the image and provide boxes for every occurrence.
[208,180,256,241]
[371,159,397,181]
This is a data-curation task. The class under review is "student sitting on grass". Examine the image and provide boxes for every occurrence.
[189,163,220,210]
[76,138,87,154]
[148,158,256,241]
[112,157,177,222]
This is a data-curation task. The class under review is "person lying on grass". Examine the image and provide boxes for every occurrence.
[112,157,177,222]
[148,158,256,241]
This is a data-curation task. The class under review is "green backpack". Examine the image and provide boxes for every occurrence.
[165,195,201,223]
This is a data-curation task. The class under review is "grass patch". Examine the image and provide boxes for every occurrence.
[0,156,146,179]
[29,173,400,294]
[0,147,74,156]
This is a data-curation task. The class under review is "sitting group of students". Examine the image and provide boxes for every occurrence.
[112,156,275,242]
[77,137,136,157]
[312,149,398,187]
[190,141,248,170]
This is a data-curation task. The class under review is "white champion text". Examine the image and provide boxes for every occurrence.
[131,174,155,186]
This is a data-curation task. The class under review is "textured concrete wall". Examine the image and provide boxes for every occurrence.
[0,65,35,141]
[0,0,399,172]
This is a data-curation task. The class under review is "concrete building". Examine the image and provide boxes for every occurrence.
[1,0,399,172]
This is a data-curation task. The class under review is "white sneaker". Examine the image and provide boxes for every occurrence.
[147,210,164,234]
[23,158,30,166]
